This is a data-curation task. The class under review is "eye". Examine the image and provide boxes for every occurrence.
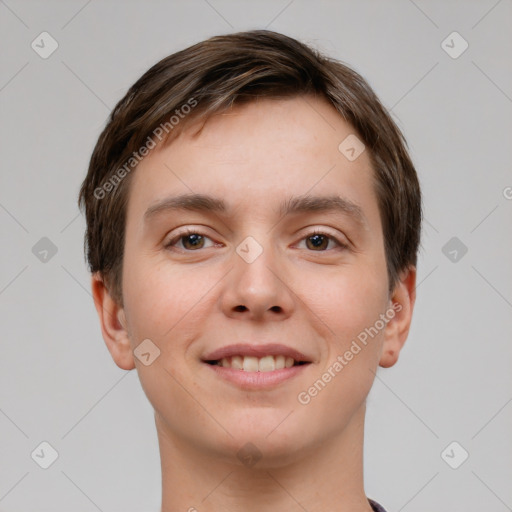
[165,229,347,252]
[165,230,216,251]
[297,230,348,251]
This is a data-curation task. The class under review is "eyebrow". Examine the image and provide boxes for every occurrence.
[143,193,367,227]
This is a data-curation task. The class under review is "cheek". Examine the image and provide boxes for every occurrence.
[300,257,389,391]
[122,269,170,341]
[122,255,220,344]
[305,262,388,333]
[295,271,388,435]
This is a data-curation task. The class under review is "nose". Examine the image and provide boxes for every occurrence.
[219,242,295,321]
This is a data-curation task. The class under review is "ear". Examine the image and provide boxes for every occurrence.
[91,273,135,371]
[379,266,417,368]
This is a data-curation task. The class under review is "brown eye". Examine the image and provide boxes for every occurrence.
[306,234,330,250]
[165,231,216,251]
[297,230,348,252]
[181,233,205,250]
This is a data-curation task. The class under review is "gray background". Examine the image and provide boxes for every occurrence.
[1,0,511,510]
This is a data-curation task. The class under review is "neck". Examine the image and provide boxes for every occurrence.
[157,403,374,512]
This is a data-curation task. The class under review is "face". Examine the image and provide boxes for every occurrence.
[95,95,414,467]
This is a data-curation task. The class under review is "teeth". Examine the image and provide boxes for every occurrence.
[231,355,243,369]
[242,356,259,372]
[259,355,275,372]
[275,355,285,370]
[216,355,301,372]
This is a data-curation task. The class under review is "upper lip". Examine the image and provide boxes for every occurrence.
[202,343,312,362]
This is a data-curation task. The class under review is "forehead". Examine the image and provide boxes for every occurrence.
[126,95,379,228]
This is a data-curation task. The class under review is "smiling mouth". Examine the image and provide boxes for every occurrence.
[204,355,310,372]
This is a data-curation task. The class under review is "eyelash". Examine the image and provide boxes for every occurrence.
[164,228,349,252]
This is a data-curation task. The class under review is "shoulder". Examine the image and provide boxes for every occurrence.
[368,498,388,512]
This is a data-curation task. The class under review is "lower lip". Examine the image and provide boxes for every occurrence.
[203,362,310,390]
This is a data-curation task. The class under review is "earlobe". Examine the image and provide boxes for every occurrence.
[91,273,135,371]
[379,267,417,368]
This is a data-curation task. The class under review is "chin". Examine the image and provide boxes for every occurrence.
[207,411,312,467]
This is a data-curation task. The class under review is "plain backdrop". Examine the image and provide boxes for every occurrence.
[1,1,511,511]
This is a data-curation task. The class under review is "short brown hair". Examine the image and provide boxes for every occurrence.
[78,30,422,306]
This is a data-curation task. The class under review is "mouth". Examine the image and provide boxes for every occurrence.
[202,343,312,371]
[204,355,310,372]
[201,344,313,389]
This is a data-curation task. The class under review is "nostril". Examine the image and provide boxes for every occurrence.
[269,305,282,313]
[234,305,248,312]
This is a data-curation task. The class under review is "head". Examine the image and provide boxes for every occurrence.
[79,30,421,465]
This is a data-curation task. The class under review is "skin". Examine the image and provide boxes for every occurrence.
[92,95,416,512]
